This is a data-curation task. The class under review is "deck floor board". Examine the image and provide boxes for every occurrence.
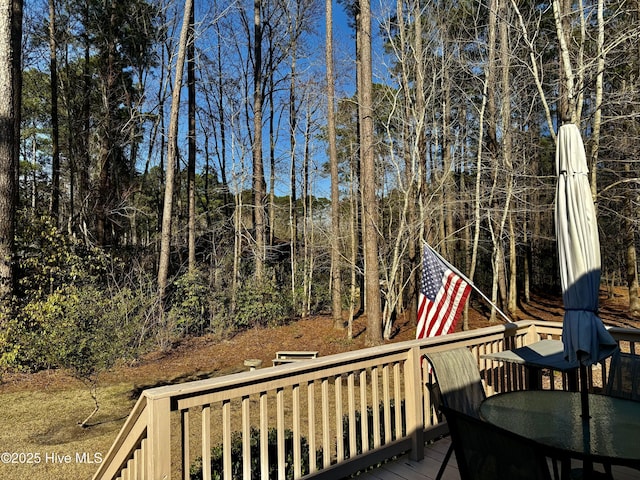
[354,437,640,480]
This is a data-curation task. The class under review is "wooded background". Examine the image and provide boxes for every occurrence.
[0,0,638,379]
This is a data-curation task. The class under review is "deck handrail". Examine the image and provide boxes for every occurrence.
[93,320,640,480]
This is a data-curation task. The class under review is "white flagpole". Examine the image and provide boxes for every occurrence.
[425,243,513,324]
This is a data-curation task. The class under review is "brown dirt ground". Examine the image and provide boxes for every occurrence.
[1,287,638,396]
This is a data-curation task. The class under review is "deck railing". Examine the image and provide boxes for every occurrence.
[92,320,640,480]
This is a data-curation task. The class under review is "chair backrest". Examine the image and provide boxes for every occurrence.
[442,406,553,480]
[605,351,640,401]
[425,347,486,417]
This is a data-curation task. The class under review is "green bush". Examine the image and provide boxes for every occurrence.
[207,290,233,337]
[165,268,298,338]
[307,280,331,314]
[0,305,21,378]
[234,273,294,329]
[10,212,153,374]
[167,270,211,336]
[13,284,149,425]
[189,402,406,480]
[20,285,142,376]
[289,266,332,315]
[190,427,316,480]
[16,213,111,298]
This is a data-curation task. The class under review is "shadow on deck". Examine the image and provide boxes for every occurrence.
[359,438,640,480]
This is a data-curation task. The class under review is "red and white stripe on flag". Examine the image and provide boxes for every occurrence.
[416,246,471,339]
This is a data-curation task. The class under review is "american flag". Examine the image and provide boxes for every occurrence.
[416,245,471,339]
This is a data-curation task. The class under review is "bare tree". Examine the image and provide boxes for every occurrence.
[252,0,266,281]
[158,0,194,301]
[187,1,196,271]
[499,0,516,314]
[484,0,509,322]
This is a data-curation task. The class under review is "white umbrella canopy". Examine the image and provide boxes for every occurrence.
[555,123,618,369]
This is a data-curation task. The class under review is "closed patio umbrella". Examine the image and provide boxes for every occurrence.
[555,123,618,419]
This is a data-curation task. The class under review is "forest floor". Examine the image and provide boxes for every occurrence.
[0,287,638,480]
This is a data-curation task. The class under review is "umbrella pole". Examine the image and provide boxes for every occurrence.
[579,360,594,477]
[579,363,590,419]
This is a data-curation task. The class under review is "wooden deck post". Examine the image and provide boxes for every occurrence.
[405,345,425,461]
[526,323,542,345]
[146,395,172,479]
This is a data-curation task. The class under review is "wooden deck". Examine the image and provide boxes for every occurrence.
[356,437,640,480]
[355,438,459,480]
[92,324,640,480]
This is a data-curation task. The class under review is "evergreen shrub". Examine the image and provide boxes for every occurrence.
[189,427,315,480]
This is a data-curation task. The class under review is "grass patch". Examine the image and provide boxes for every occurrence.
[0,384,134,480]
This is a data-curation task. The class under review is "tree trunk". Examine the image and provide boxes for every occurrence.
[553,0,576,123]
[253,0,266,281]
[79,11,91,242]
[326,0,344,329]
[625,163,640,316]
[468,59,489,330]
[523,213,531,304]
[393,0,419,327]
[348,147,358,340]
[187,2,196,272]
[96,0,118,246]
[508,214,517,313]
[359,0,382,346]
[0,0,20,302]
[486,0,502,323]
[232,189,242,314]
[589,0,605,196]
[353,2,365,317]
[302,105,314,318]
[288,27,298,309]
[500,0,516,314]
[48,0,60,225]
[269,69,275,248]
[158,0,193,301]
[407,0,422,325]
[11,0,19,198]
[213,19,230,218]
[626,221,640,317]
[486,0,498,159]
[441,53,454,260]
[288,97,298,307]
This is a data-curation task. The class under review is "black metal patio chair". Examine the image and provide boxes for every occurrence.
[441,405,554,480]
[605,351,640,401]
[424,347,486,480]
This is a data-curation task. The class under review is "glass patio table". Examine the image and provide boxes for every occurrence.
[480,390,640,474]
